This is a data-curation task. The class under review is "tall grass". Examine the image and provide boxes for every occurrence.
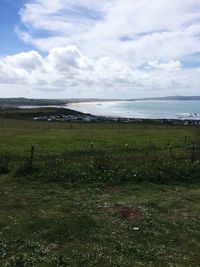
[6,144,199,185]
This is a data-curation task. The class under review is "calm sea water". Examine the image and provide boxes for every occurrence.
[113,100,200,119]
[68,100,200,120]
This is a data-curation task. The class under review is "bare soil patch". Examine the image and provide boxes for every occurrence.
[107,206,144,221]
[103,186,126,194]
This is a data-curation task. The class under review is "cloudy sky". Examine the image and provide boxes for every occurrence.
[0,0,200,99]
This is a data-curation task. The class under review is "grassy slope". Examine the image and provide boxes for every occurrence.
[0,111,200,266]
[1,178,200,267]
[0,118,195,154]
[0,107,83,120]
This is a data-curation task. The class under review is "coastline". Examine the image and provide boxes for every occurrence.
[66,100,200,121]
[1,104,200,125]
[66,101,122,118]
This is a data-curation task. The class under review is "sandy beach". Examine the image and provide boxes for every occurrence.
[66,101,123,117]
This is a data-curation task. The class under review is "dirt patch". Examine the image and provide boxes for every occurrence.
[103,186,126,194]
[108,206,144,221]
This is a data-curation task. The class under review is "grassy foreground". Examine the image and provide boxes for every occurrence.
[0,113,200,266]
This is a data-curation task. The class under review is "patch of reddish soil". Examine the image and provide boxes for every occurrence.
[108,206,144,221]
[103,186,126,194]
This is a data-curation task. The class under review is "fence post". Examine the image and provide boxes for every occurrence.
[184,136,187,143]
[29,145,35,170]
[169,145,173,158]
[90,143,94,151]
[191,143,195,163]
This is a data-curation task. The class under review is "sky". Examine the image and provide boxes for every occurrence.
[0,0,200,99]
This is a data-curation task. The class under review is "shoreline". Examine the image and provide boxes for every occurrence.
[27,107,200,125]
[66,101,200,121]
[1,105,200,125]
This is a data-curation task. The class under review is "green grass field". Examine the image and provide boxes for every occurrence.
[0,110,200,266]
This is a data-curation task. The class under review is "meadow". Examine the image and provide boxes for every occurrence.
[0,110,200,266]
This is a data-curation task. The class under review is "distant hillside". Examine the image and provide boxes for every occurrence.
[0,96,200,108]
[130,96,200,101]
[0,98,68,107]
[0,98,116,107]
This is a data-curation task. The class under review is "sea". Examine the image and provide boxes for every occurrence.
[67,100,200,120]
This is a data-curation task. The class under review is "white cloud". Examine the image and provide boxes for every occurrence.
[146,60,182,71]
[1,0,200,97]
[5,51,44,70]
[0,46,200,98]
[17,0,200,67]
